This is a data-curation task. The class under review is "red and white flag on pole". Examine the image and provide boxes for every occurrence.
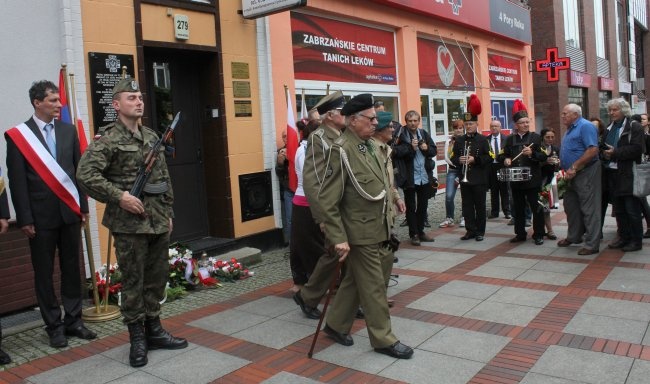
[286,89,299,192]
[300,89,308,121]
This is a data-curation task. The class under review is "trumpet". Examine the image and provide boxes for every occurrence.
[461,141,470,183]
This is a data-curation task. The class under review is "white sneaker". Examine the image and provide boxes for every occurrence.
[459,217,465,227]
[439,218,455,228]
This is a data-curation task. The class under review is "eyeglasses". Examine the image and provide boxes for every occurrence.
[357,113,378,122]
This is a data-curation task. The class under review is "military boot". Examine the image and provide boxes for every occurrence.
[127,322,148,367]
[145,317,188,350]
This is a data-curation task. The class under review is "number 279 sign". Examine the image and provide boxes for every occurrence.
[174,14,189,40]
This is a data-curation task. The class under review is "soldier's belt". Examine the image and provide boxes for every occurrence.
[143,181,169,194]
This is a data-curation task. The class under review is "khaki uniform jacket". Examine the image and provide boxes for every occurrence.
[77,120,174,234]
[318,128,391,245]
[303,124,340,223]
[372,137,400,227]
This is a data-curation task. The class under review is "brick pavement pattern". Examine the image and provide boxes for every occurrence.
[2,198,650,383]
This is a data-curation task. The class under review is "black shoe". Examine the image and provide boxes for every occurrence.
[0,348,10,365]
[608,240,628,249]
[424,219,431,228]
[399,218,408,227]
[127,322,148,367]
[47,327,68,348]
[505,214,512,219]
[534,237,544,245]
[323,324,353,346]
[65,325,97,340]
[418,233,435,242]
[145,317,188,350]
[293,291,322,319]
[374,341,414,359]
[460,232,476,240]
[410,236,421,246]
[475,235,484,241]
[622,243,642,252]
[510,236,526,243]
[355,307,365,319]
[507,218,515,225]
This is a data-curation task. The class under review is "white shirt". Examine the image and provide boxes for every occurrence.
[294,140,308,197]
[33,114,56,145]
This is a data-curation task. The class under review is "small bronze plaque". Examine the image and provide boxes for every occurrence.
[234,100,252,117]
[231,62,250,79]
[233,81,251,98]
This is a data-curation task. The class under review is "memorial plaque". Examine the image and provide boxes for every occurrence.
[232,81,251,98]
[88,52,135,131]
[231,62,250,79]
[234,100,252,117]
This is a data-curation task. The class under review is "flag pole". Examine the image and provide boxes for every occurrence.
[326,83,330,95]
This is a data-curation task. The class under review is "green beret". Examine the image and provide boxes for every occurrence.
[341,93,374,116]
[112,77,140,96]
[376,111,393,131]
[314,90,345,114]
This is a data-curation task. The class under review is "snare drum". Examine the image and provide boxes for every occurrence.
[497,167,531,182]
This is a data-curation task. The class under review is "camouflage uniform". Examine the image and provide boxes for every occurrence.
[77,119,173,324]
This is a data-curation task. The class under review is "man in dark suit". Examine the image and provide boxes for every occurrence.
[487,120,510,219]
[0,173,12,364]
[4,80,96,348]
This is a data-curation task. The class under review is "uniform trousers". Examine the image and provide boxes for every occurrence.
[564,161,602,250]
[326,243,397,348]
[29,222,83,332]
[512,186,545,239]
[113,232,169,324]
[460,184,487,236]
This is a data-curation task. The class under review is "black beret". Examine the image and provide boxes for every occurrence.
[341,93,374,116]
[314,90,345,114]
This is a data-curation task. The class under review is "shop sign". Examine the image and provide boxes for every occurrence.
[488,53,522,92]
[291,13,397,85]
[534,47,570,82]
[417,38,474,90]
[569,70,591,88]
[373,0,531,44]
[242,0,306,19]
[599,77,614,91]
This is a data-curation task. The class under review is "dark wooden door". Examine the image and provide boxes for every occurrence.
[145,51,209,241]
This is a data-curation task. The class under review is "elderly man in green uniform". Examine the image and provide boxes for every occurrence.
[77,78,187,368]
[316,93,413,359]
[293,90,346,319]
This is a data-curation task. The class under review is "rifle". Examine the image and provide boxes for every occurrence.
[130,111,181,199]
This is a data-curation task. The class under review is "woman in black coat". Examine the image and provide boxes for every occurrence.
[540,129,560,239]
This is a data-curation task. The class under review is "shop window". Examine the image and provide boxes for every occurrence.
[568,87,588,117]
[598,91,611,122]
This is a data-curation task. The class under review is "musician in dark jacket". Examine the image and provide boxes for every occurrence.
[500,100,547,245]
[450,95,491,241]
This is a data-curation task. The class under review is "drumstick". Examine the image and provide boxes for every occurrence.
[511,143,534,162]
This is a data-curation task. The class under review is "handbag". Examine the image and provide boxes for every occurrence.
[632,161,650,197]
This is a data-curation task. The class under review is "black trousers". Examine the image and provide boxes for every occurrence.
[29,222,83,332]
[512,187,544,239]
[615,195,643,246]
[404,184,429,238]
[489,163,510,216]
[460,184,487,236]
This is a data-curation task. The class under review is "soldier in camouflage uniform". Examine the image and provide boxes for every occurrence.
[76,78,187,367]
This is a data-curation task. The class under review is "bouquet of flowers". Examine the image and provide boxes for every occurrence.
[168,243,220,289]
[210,257,253,282]
[88,263,122,305]
[538,184,553,213]
[556,170,568,199]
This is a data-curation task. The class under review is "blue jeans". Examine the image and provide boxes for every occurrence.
[282,189,295,243]
[445,169,459,218]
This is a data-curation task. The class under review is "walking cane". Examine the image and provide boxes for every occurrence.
[307,261,342,358]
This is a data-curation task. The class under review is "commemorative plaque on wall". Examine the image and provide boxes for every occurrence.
[88,52,135,131]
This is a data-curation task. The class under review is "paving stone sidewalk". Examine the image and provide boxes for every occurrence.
[3,194,650,383]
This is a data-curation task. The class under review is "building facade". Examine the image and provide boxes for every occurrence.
[530,0,649,137]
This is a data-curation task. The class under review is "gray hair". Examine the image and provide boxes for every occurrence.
[606,98,632,117]
[565,103,582,117]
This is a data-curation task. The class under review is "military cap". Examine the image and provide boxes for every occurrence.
[376,111,393,131]
[112,77,140,96]
[463,94,482,122]
[341,93,374,116]
[314,90,345,114]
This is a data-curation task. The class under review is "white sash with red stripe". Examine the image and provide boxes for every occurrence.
[5,123,81,216]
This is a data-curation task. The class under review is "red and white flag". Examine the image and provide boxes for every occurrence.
[286,89,299,192]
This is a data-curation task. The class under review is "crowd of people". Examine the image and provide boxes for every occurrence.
[279,92,649,360]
